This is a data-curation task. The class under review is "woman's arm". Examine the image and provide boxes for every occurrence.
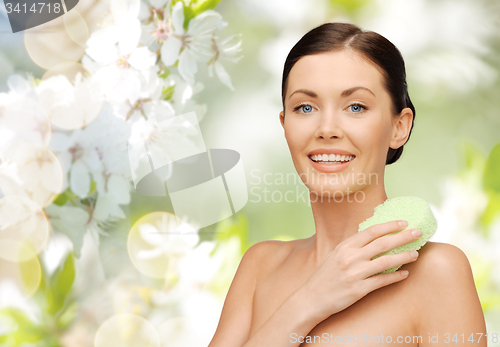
[207,241,263,347]
[414,242,487,346]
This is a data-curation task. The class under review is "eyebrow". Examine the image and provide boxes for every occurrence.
[288,86,376,101]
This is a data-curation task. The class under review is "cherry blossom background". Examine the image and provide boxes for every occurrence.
[0,0,499,345]
[0,0,245,346]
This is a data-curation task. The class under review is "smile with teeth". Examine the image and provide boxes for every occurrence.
[309,154,355,164]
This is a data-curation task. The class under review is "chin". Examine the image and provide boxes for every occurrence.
[308,184,350,200]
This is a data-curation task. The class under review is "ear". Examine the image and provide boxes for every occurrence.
[279,110,285,129]
[389,107,413,150]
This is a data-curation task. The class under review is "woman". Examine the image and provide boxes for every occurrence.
[208,22,486,347]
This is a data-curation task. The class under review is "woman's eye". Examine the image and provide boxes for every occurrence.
[294,104,313,113]
[348,103,366,113]
[302,105,313,113]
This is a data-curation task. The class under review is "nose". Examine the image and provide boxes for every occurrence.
[315,108,344,140]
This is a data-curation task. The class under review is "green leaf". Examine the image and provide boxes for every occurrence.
[32,266,50,311]
[57,302,79,330]
[183,5,196,29]
[175,0,222,29]
[80,198,92,206]
[52,193,68,206]
[478,143,500,231]
[52,184,92,206]
[47,253,75,315]
[65,187,80,201]
[483,143,500,194]
[53,253,75,297]
[161,85,175,101]
[89,180,97,195]
[480,192,500,231]
[159,68,171,79]
[191,0,221,15]
[52,187,81,207]
[0,308,44,344]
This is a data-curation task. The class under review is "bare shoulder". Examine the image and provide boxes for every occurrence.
[245,238,296,257]
[243,238,301,279]
[403,241,486,339]
[404,241,475,289]
[410,241,473,279]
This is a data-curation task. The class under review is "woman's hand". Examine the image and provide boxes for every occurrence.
[299,220,421,322]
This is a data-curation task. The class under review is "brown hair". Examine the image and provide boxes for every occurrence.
[281,22,415,165]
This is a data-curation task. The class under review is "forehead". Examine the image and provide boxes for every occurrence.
[287,50,386,99]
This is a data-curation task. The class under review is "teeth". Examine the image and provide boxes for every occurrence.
[310,154,355,162]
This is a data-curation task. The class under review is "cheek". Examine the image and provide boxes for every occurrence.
[284,120,310,152]
[348,118,391,158]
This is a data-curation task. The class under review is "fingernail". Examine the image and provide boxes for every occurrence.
[410,251,419,259]
[411,229,422,238]
[401,270,409,277]
[398,220,408,227]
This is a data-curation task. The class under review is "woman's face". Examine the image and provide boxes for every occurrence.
[280,49,412,199]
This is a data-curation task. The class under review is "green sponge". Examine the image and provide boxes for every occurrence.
[358,196,437,274]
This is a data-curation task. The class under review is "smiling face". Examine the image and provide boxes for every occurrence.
[280,49,412,199]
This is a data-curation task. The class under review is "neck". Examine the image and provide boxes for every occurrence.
[307,182,388,266]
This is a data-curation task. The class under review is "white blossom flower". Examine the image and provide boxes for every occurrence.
[129,112,205,171]
[45,204,96,257]
[85,0,157,109]
[85,104,132,177]
[49,130,102,199]
[48,104,131,201]
[109,66,175,123]
[0,128,23,190]
[86,0,143,66]
[207,33,243,90]
[5,74,37,99]
[162,73,207,122]
[0,135,63,207]
[140,4,172,47]
[0,93,51,146]
[160,2,222,85]
[36,73,104,130]
[92,66,143,106]
[138,0,170,23]
[92,175,131,221]
[0,160,23,191]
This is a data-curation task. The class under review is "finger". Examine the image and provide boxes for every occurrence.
[364,228,422,260]
[362,269,410,294]
[352,220,408,248]
[362,250,419,278]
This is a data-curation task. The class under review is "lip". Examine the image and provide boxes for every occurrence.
[307,148,356,157]
[308,156,355,173]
